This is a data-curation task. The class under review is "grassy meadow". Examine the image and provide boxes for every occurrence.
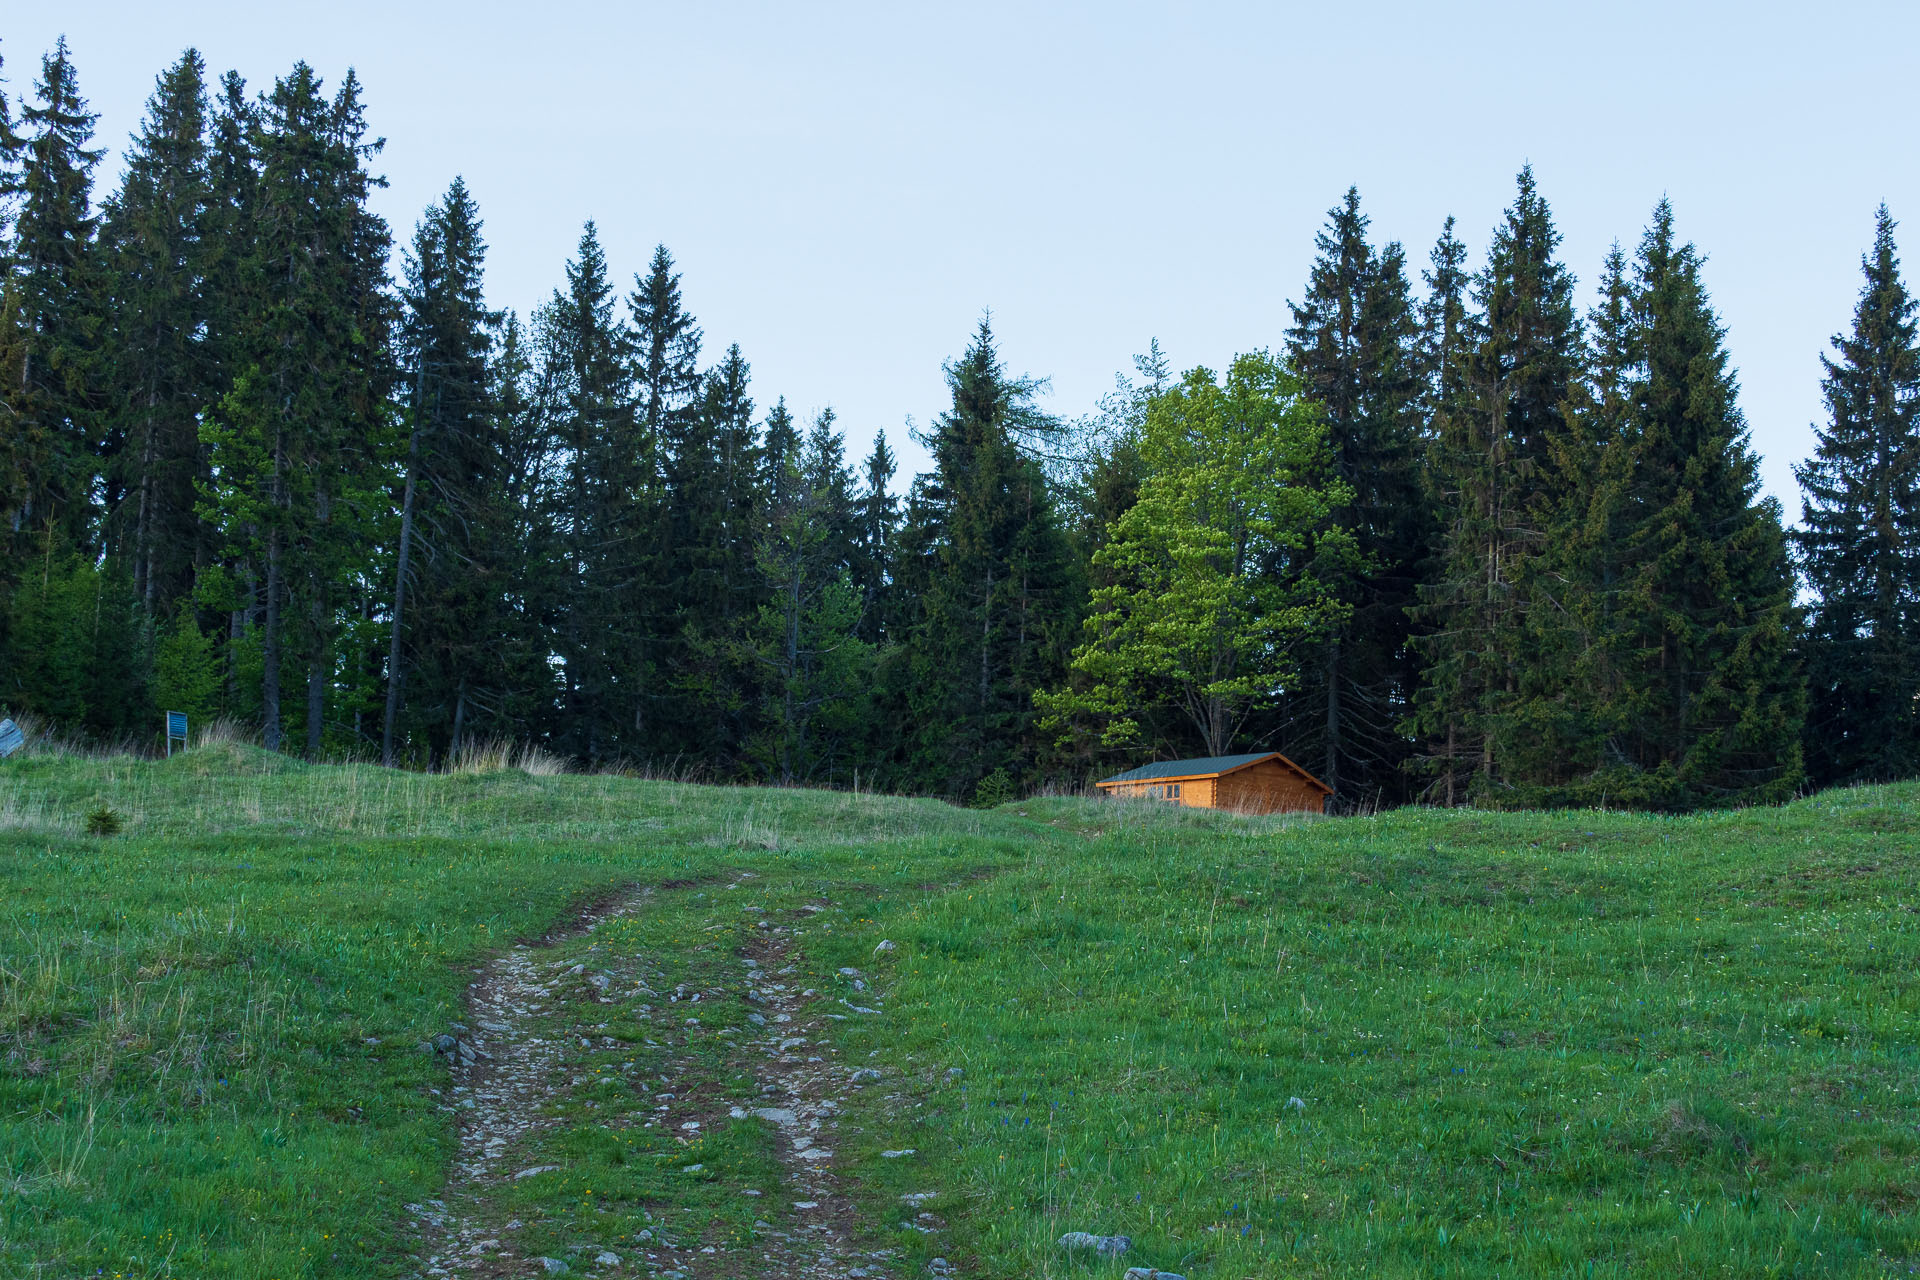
[0,745,1915,1277]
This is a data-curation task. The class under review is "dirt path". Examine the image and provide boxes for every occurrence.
[412,893,643,1279]
[408,883,914,1280]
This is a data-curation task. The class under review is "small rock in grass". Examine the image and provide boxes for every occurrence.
[794,1200,819,1209]
[926,1259,955,1277]
[838,967,862,977]
[1287,1096,1306,1111]
[594,1251,621,1267]
[681,1163,705,1173]
[1124,1270,1185,1280]
[946,1067,963,1081]
[872,940,896,955]
[1059,1231,1131,1257]
[513,1165,560,1179]
[849,1068,881,1083]
[539,1259,569,1275]
[880,1148,917,1158]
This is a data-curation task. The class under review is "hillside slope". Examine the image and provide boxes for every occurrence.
[0,750,1914,1277]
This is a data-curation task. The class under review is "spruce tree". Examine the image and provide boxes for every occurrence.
[745,412,871,785]
[385,177,501,764]
[1794,207,1920,784]
[1500,245,1638,787]
[486,310,563,738]
[99,49,212,617]
[1602,202,1802,804]
[539,223,638,760]
[0,42,29,252]
[1413,167,1582,801]
[201,63,396,753]
[851,430,897,644]
[625,244,701,754]
[891,318,1077,795]
[1284,188,1429,805]
[666,342,759,765]
[0,39,105,569]
[1504,203,1804,807]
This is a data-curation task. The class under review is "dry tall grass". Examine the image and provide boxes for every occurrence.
[447,737,568,777]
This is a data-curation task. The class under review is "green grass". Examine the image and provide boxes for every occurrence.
[1,746,1916,1277]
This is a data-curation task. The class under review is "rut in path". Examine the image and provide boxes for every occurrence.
[406,883,920,1280]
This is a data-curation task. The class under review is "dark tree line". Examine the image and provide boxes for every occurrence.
[0,40,1910,808]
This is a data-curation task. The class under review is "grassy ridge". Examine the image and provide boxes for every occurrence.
[0,748,1915,1277]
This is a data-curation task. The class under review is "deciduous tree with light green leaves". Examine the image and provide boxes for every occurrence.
[1040,352,1353,759]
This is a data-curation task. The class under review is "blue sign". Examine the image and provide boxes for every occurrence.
[0,719,21,758]
[166,711,188,741]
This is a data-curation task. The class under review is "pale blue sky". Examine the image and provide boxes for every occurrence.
[11,1,1918,510]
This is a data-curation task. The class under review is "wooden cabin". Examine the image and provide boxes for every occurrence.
[1094,752,1331,815]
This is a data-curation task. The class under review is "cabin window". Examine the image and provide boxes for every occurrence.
[1171,783,1181,798]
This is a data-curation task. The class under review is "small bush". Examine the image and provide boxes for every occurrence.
[85,806,124,836]
[972,767,1015,809]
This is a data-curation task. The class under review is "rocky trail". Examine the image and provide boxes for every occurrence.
[406,880,934,1280]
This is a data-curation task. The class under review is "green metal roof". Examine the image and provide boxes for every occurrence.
[1098,752,1282,785]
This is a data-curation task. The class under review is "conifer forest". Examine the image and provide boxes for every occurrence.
[2,40,1914,812]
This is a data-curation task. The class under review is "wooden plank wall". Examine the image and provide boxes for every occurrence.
[1215,760,1325,814]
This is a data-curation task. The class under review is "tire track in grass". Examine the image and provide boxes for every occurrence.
[412,889,652,1279]
[728,929,897,1278]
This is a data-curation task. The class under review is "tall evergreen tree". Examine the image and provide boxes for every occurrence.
[1284,188,1430,806]
[1499,244,1640,788]
[851,430,897,644]
[1794,207,1920,784]
[384,176,501,764]
[485,310,563,738]
[99,49,212,616]
[200,64,397,753]
[539,223,638,760]
[744,413,871,784]
[1603,202,1802,804]
[1413,167,1582,801]
[665,342,759,766]
[1504,202,1804,807]
[0,38,105,568]
[0,43,26,241]
[616,244,700,754]
[890,318,1078,795]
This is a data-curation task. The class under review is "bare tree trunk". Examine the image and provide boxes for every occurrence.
[382,422,421,766]
[450,677,467,760]
[306,643,325,758]
[263,531,282,751]
[133,396,158,612]
[1325,638,1341,805]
